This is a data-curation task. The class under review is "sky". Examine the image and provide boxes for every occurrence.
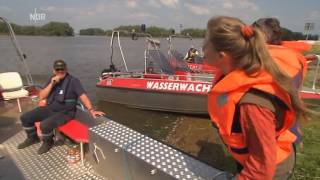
[0,0,319,35]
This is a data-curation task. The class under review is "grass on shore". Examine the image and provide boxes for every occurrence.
[292,42,320,179]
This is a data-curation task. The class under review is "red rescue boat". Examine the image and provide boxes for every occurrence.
[96,31,215,114]
[96,31,320,114]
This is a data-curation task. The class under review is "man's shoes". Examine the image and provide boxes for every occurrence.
[54,139,65,146]
[37,141,54,155]
[17,137,40,149]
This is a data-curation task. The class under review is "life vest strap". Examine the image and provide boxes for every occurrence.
[238,88,287,131]
[64,99,77,103]
[230,146,249,154]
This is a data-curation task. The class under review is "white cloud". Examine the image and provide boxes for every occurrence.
[307,10,320,20]
[148,0,161,8]
[222,1,233,9]
[40,6,56,12]
[185,3,210,16]
[78,3,115,16]
[63,7,76,14]
[95,5,108,13]
[126,0,138,8]
[0,6,12,12]
[238,0,259,11]
[159,0,179,8]
[126,12,157,20]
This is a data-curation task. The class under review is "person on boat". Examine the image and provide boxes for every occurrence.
[252,17,312,146]
[252,17,311,86]
[184,47,200,63]
[17,59,105,154]
[203,16,307,179]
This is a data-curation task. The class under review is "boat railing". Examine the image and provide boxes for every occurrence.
[311,54,319,91]
[0,17,33,86]
[100,71,214,82]
[109,31,128,72]
[108,30,160,74]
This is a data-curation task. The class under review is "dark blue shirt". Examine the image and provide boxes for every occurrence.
[44,74,86,112]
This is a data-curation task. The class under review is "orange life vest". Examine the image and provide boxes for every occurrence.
[208,70,296,166]
[268,44,308,89]
[281,41,312,53]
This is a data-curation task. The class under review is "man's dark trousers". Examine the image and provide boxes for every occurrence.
[20,106,72,142]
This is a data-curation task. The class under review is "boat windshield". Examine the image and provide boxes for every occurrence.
[147,49,192,74]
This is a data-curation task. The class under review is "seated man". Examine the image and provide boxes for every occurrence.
[17,59,105,154]
[184,48,199,63]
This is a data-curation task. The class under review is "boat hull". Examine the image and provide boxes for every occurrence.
[96,85,208,115]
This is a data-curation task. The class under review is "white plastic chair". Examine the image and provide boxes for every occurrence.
[0,72,29,112]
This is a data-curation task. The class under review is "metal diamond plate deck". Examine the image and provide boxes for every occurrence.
[1,131,105,180]
[90,121,223,180]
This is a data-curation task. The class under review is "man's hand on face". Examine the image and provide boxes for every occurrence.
[51,75,62,85]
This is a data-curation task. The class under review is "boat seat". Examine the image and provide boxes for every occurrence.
[0,72,28,112]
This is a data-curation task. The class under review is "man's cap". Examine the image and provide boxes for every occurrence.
[53,59,67,70]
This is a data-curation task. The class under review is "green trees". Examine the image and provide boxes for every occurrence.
[112,25,141,36]
[79,28,105,35]
[41,22,74,36]
[107,25,174,37]
[0,20,318,40]
[0,21,74,36]
[282,28,318,40]
[145,26,172,37]
[181,28,206,38]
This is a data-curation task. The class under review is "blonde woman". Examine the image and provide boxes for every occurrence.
[203,16,306,179]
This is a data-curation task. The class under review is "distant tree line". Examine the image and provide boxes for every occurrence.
[182,27,319,40]
[0,21,318,40]
[282,28,318,40]
[0,21,74,36]
[180,28,206,38]
[79,28,105,36]
[87,25,319,40]
[104,25,175,37]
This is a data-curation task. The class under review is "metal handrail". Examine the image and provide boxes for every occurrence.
[109,30,159,73]
[101,71,214,82]
[168,34,193,54]
[0,17,34,86]
[312,55,320,91]
[109,31,128,72]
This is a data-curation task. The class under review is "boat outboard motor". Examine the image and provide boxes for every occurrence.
[101,64,119,78]
[131,29,138,40]
[102,64,118,73]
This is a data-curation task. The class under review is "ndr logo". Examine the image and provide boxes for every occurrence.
[29,8,46,22]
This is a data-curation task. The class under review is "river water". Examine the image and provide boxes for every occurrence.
[0,35,236,172]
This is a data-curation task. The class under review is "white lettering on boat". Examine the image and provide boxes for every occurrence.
[146,81,212,93]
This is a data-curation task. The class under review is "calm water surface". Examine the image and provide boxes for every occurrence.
[0,35,236,172]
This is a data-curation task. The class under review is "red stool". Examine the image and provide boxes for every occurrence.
[35,120,89,166]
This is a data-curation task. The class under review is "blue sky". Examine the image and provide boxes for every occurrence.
[0,0,319,35]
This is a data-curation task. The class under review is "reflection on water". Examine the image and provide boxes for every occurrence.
[97,100,237,172]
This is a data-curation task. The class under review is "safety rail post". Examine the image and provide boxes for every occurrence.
[109,31,128,72]
[0,17,34,86]
[312,55,320,91]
